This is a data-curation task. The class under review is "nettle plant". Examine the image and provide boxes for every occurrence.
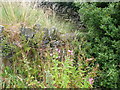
[0,2,99,88]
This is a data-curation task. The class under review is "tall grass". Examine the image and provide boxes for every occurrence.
[0,2,74,33]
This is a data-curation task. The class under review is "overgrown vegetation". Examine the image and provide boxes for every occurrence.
[1,1,119,88]
[0,2,99,88]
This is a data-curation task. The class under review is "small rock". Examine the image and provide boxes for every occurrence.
[20,24,35,40]
[33,24,41,31]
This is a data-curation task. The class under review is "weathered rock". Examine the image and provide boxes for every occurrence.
[33,24,41,31]
[48,27,57,39]
[43,28,50,40]
[0,25,4,50]
[20,24,35,40]
[0,25,4,33]
[25,28,35,39]
[0,25,4,55]
[0,25,4,43]
[50,40,63,47]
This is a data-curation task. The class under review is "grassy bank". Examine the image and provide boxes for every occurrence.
[0,2,98,88]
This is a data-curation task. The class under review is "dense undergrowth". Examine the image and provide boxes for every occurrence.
[0,2,99,88]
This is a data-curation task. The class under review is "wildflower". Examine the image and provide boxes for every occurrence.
[68,50,73,55]
[55,48,61,53]
[68,50,71,52]
[89,78,94,84]
[58,56,60,58]
[38,81,40,83]
[50,53,53,56]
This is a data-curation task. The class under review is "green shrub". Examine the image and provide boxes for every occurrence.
[75,2,120,88]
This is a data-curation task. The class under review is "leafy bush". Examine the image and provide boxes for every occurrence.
[75,2,120,88]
